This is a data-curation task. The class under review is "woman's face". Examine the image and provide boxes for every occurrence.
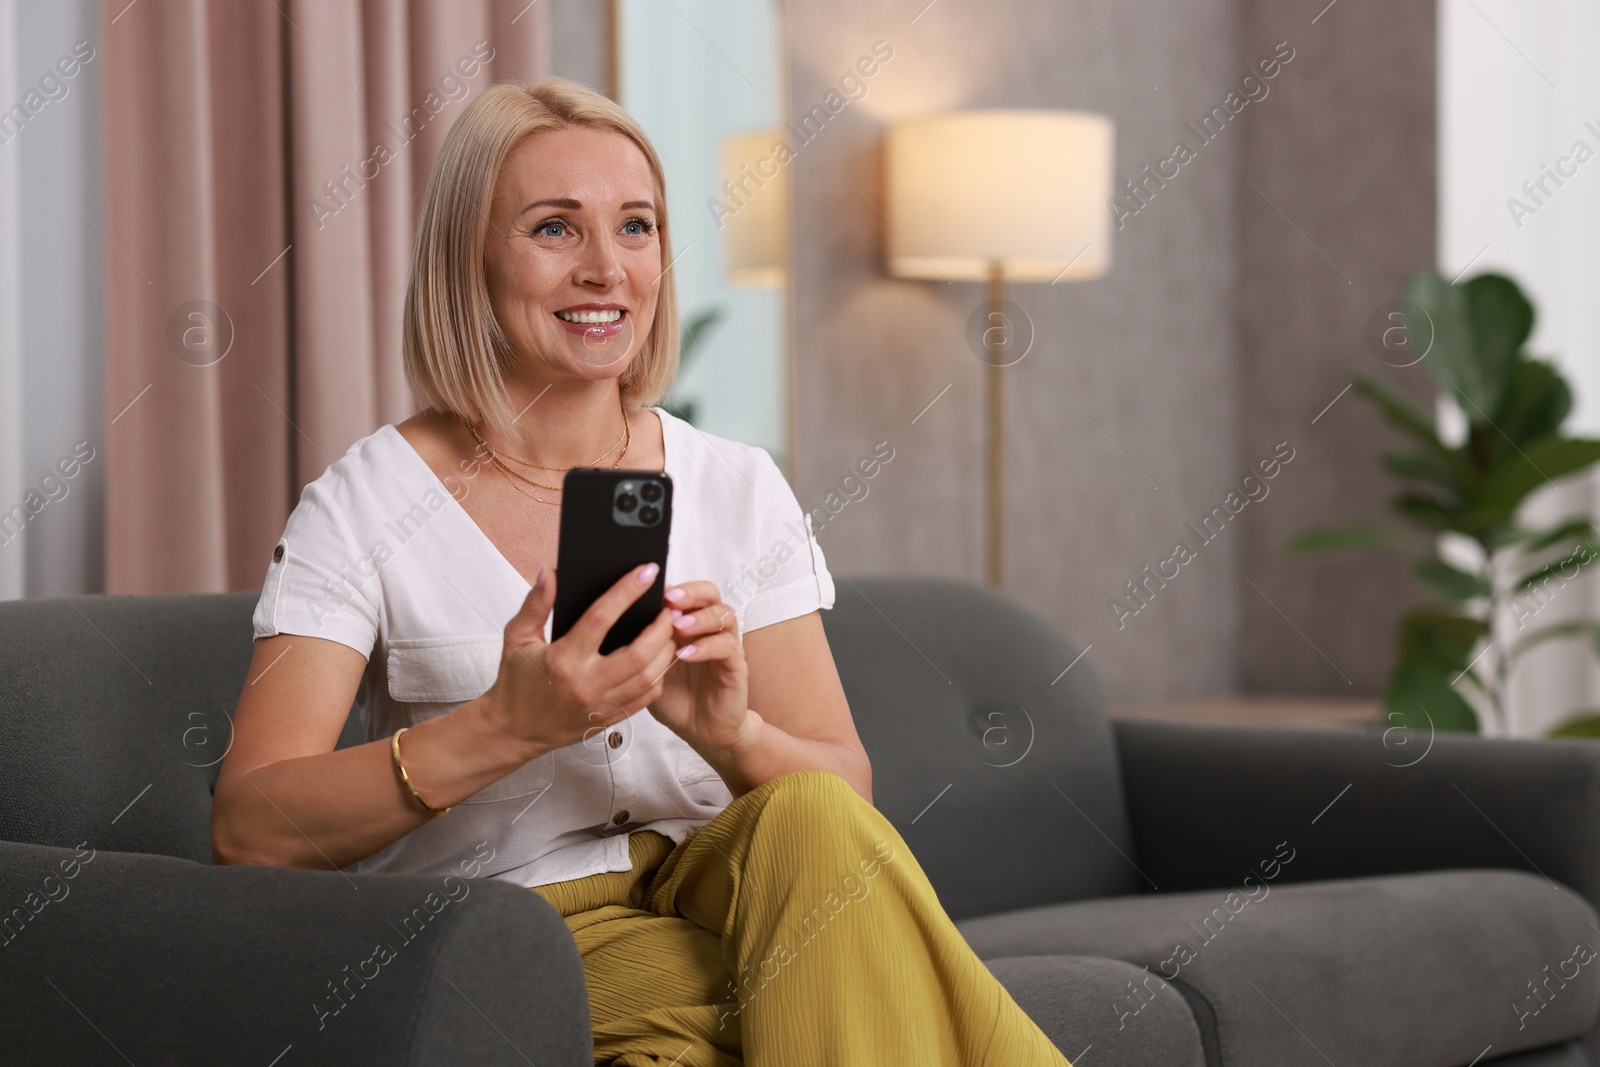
[484,125,662,383]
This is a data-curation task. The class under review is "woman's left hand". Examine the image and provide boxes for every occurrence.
[647,581,753,756]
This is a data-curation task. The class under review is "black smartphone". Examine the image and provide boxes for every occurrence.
[551,468,673,655]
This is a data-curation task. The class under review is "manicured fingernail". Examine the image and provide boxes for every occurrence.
[676,644,697,658]
[533,563,546,591]
[664,585,685,602]
[639,562,659,583]
[673,613,694,629]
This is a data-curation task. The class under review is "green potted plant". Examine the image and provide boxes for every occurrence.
[1291,269,1600,736]
[662,306,725,427]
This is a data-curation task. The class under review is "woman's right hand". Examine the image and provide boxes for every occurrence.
[476,561,678,759]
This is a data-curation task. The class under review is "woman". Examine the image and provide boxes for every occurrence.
[212,76,1071,1066]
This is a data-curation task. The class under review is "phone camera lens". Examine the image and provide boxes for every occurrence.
[640,481,663,503]
[616,493,638,513]
[638,505,661,525]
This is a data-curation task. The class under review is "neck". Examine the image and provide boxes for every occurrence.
[483,376,631,468]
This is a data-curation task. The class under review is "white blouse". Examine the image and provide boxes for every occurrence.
[250,406,835,888]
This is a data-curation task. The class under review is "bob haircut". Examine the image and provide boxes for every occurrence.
[402,77,679,437]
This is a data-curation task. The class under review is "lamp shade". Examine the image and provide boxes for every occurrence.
[884,109,1114,283]
[720,129,790,288]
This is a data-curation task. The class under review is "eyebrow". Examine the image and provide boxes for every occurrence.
[517,198,656,217]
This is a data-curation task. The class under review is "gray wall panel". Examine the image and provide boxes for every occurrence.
[1233,0,1436,695]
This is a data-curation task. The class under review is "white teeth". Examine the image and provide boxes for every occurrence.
[557,309,623,324]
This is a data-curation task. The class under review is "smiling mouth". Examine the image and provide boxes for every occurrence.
[556,309,624,324]
[554,306,629,347]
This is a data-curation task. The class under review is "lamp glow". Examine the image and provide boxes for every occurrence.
[885,110,1114,283]
[720,129,790,289]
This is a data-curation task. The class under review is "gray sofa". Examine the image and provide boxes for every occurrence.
[1,577,1597,1066]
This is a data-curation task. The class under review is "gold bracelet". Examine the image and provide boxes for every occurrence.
[391,727,451,815]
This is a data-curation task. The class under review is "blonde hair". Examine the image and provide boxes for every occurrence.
[402,77,679,436]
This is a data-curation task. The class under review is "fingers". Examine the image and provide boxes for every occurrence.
[662,581,737,645]
[664,582,737,665]
[600,610,680,710]
[669,601,737,642]
[644,627,684,693]
[505,563,555,648]
[566,562,662,653]
[591,603,674,685]
[662,579,721,611]
[674,627,741,664]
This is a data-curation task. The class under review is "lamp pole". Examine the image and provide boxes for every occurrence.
[986,259,1005,589]
[882,110,1114,590]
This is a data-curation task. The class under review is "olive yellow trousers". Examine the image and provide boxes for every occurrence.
[530,768,1073,1066]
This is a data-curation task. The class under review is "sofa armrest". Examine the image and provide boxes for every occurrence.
[0,841,592,1067]
[1113,719,1600,904]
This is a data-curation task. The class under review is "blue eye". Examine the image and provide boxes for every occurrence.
[622,217,656,236]
[533,219,567,238]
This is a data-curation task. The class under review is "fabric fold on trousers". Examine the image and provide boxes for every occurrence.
[531,769,1073,1067]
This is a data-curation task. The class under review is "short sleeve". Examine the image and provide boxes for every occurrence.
[251,476,381,659]
[739,450,836,634]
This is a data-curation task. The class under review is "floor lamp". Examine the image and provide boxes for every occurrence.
[884,110,1114,587]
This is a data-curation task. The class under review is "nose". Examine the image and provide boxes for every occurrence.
[574,231,625,289]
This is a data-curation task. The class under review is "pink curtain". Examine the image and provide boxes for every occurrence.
[101,0,549,594]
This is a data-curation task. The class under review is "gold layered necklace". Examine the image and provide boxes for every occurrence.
[463,392,631,506]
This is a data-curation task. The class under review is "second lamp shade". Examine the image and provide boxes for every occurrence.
[720,129,790,289]
[884,109,1114,283]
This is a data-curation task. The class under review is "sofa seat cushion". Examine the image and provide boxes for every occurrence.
[986,955,1206,1067]
[958,870,1600,1067]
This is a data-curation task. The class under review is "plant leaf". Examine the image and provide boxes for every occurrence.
[679,307,725,369]
[1403,268,1483,411]
[659,398,697,426]
[1489,359,1571,448]
[1397,608,1486,669]
[1506,518,1598,554]
[1511,620,1600,658]
[1352,376,1446,451]
[1463,273,1534,413]
[1392,493,1469,534]
[1384,657,1480,733]
[1382,448,1472,497]
[1511,541,1600,595]
[1456,666,1491,698]
[1286,525,1423,553]
[1472,437,1600,520]
[1413,556,1490,602]
[1549,713,1600,739]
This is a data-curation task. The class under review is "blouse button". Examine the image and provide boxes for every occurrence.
[272,543,284,562]
[607,730,623,749]
[612,810,630,825]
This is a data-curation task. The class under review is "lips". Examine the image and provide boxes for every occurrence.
[555,306,628,338]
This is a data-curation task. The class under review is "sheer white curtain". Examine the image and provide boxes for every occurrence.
[1440,0,1600,734]
[0,0,104,601]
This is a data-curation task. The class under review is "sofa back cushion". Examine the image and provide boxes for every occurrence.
[0,592,271,863]
[822,577,1136,919]
[0,577,1137,913]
